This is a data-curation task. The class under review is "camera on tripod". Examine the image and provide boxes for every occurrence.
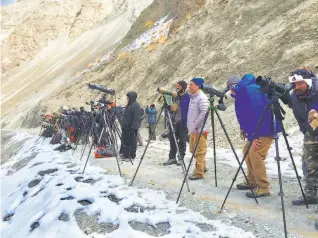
[255,76,294,105]
[157,88,178,106]
[88,83,115,95]
[201,85,228,111]
[157,87,178,97]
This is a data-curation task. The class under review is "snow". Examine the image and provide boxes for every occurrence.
[73,16,173,80]
[1,132,255,238]
[208,130,304,178]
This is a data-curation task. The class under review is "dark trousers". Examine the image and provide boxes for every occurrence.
[169,122,188,160]
[121,129,137,159]
[148,124,156,140]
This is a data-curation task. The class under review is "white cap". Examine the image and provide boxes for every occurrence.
[289,74,312,88]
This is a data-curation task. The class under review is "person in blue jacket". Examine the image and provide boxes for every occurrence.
[146,104,157,140]
[163,80,190,166]
[228,74,281,198]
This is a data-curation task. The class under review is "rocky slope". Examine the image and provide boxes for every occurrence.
[2,0,318,146]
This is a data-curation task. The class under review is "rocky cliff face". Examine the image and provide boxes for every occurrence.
[1,0,318,146]
[1,0,153,127]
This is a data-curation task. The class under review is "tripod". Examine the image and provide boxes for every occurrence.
[176,94,259,204]
[82,107,122,176]
[220,88,308,238]
[130,96,191,193]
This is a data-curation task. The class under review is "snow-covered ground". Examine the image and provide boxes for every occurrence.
[211,129,304,179]
[1,132,256,238]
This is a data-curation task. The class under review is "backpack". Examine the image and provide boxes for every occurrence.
[94,146,116,158]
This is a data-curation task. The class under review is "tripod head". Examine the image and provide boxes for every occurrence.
[265,82,286,121]
[206,91,228,111]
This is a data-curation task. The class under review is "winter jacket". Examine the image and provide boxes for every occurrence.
[169,93,190,125]
[179,93,191,125]
[121,92,141,130]
[187,90,209,133]
[146,106,157,125]
[291,78,318,137]
[232,74,282,141]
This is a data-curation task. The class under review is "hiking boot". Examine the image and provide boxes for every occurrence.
[246,187,270,198]
[292,195,318,205]
[120,155,130,162]
[163,158,178,166]
[236,182,256,190]
[189,174,204,180]
[54,144,65,151]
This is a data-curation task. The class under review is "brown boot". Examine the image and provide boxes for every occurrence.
[189,174,204,180]
[236,181,256,190]
[246,187,270,198]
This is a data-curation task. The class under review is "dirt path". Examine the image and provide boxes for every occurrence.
[84,139,317,238]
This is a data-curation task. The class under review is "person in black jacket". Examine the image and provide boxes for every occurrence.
[121,91,141,161]
[289,69,318,206]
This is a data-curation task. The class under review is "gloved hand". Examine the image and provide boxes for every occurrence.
[309,109,318,129]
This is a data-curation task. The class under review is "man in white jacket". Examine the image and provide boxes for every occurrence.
[187,77,209,180]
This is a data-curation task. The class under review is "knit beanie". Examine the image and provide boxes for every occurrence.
[289,69,313,88]
[191,77,204,88]
[177,80,188,90]
[227,75,241,87]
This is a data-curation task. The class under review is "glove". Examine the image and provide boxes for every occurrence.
[308,109,318,129]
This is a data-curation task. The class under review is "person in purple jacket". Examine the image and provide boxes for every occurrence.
[163,80,191,166]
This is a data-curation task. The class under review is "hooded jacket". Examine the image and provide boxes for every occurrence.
[146,106,157,125]
[232,74,282,141]
[121,92,141,130]
[291,78,318,136]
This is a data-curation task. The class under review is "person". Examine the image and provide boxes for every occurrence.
[146,104,157,141]
[136,108,145,146]
[289,68,318,205]
[187,77,209,180]
[229,74,281,198]
[120,91,141,161]
[163,80,190,166]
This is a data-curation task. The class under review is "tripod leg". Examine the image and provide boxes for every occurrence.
[130,106,165,186]
[35,126,43,143]
[220,103,271,210]
[165,109,191,193]
[82,140,94,174]
[274,133,288,238]
[270,112,288,238]
[110,127,122,177]
[214,110,258,205]
[176,109,210,204]
[211,109,217,187]
[80,139,88,161]
[280,123,309,208]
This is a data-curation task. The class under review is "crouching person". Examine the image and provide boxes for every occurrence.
[187,78,209,180]
[228,74,281,198]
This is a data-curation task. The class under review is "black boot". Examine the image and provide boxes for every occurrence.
[163,158,177,166]
[292,195,318,205]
